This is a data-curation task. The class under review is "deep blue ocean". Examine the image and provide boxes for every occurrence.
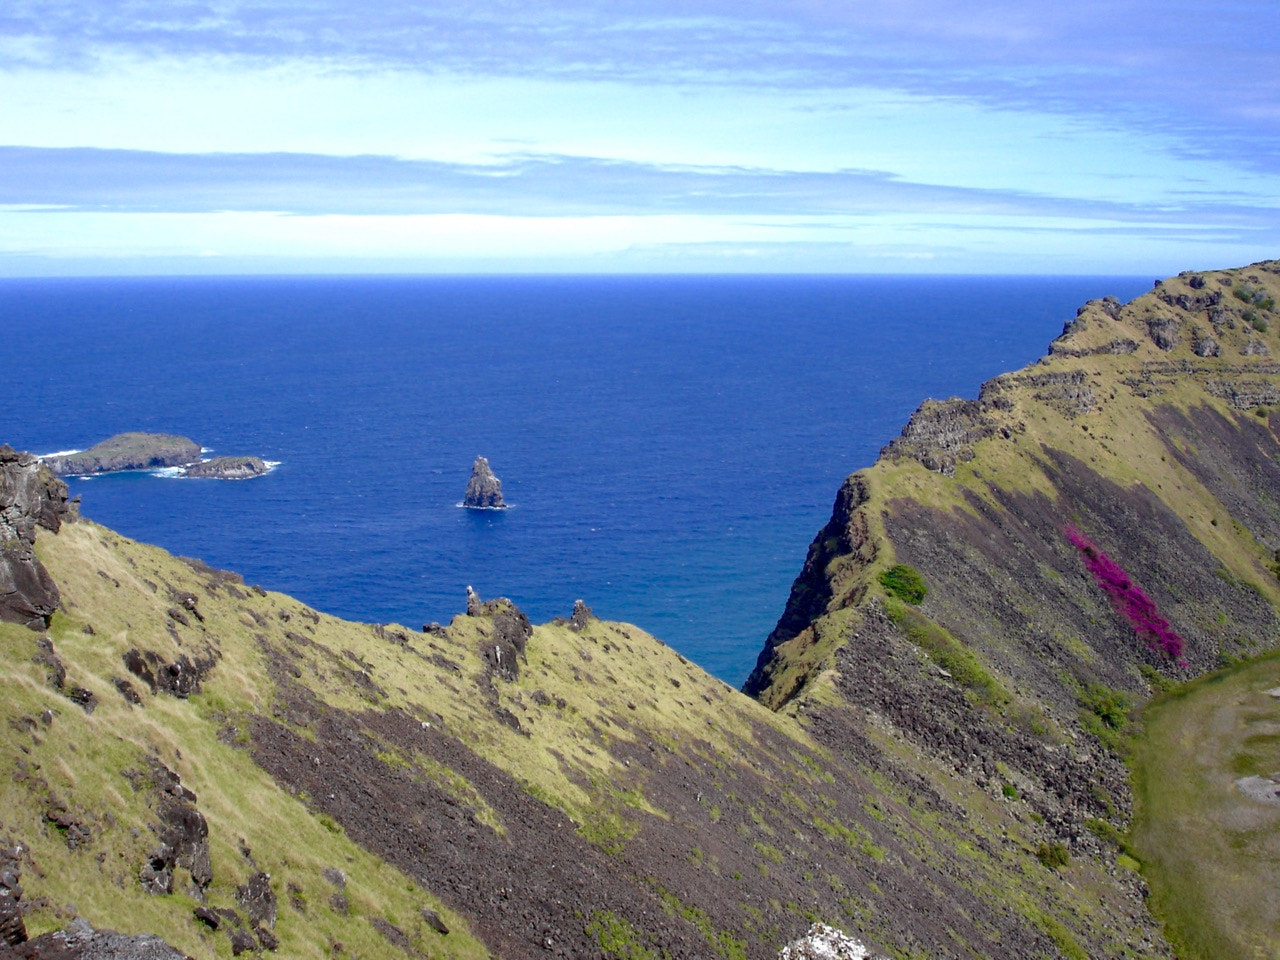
[0,275,1150,685]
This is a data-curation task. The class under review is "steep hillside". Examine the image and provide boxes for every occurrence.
[747,259,1280,953]
[2,260,1278,960]
[3,507,1160,959]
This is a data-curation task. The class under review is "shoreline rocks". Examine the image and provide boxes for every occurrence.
[182,456,269,480]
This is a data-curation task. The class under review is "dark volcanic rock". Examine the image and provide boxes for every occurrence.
[236,872,277,930]
[138,762,212,896]
[467,587,531,682]
[42,434,200,477]
[462,456,506,509]
[182,456,269,480]
[0,918,188,959]
[881,398,997,475]
[0,447,68,630]
[123,648,218,699]
[1147,316,1182,350]
[0,842,26,946]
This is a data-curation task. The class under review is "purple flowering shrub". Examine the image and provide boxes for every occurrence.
[1065,525,1186,665]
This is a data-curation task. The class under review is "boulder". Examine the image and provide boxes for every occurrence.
[777,922,885,959]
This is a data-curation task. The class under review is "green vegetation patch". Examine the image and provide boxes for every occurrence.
[884,599,1009,708]
[585,910,664,960]
[878,564,929,604]
[1077,682,1134,754]
[655,887,746,960]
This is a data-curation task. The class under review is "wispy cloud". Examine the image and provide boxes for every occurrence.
[4,1,1277,170]
[3,147,1274,235]
[1,2,1275,273]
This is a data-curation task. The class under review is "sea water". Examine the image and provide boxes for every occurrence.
[0,274,1150,684]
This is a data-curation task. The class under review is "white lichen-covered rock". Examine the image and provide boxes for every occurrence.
[777,922,883,959]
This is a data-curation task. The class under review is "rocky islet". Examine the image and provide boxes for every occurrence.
[40,433,270,481]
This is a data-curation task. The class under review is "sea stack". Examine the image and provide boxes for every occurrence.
[463,456,506,509]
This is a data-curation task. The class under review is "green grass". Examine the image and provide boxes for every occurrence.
[877,564,928,604]
[1077,682,1135,754]
[585,910,664,960]
[1129,648,1280,959]
[883,599,1010,708]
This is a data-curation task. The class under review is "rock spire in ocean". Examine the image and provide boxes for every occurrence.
[463,456,506,509]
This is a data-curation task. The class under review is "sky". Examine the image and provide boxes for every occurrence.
[1,1,1278,275]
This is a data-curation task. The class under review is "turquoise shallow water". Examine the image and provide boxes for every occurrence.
[0,274,1150,684]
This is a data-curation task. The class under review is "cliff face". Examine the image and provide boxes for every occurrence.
[3,260,1280,960]
[748,260,1280,953]
[0,446,69,629]
[751,262,1280,702]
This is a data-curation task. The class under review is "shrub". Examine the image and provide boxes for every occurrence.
[878,564,928,604]
[1064,526,1185,664]
[1036,842,1071,869]
[1079,682,1134,753]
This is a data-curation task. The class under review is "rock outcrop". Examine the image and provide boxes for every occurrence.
[183,456,269,480]
[0,842,25,947]
[0,446,68,629]
[462,456,506,509]
[0,917,188,959]
[42,433,201,476]
[777,923,885,960]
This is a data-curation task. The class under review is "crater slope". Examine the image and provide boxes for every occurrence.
[4,260,1280,959]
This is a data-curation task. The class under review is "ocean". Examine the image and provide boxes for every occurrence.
[1,274,1151,685]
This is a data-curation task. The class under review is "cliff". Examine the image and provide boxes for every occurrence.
[746,259,1280,955]
[2,260,1279,960]
[0,446,69,629]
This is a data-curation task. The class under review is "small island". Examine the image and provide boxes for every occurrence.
[182,456,270,480]
[42,432,271,480]
[462,456,506,509]
[43,432,202,476]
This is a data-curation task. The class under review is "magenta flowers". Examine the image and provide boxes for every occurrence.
[1065,526,1186,664]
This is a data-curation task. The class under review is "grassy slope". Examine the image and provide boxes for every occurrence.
[9,518,873,958]
[3,511,1157,958]
[3,521,491,960]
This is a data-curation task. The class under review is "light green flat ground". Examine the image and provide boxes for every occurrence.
[1131,651,1280,960]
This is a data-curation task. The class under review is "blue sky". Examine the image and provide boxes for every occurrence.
[1,1,1277,274]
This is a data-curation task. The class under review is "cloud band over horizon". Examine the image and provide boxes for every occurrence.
[1,0,1277,274]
